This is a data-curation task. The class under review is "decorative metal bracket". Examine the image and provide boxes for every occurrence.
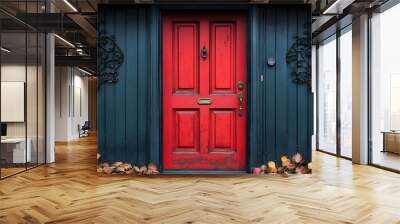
[286,22,311,88]
[98,35,123,84]
[97,32,124,87]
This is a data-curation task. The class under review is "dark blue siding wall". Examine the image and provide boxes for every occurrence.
[98,5,312,170]
[248,5,312,168]
[97,6,161,166]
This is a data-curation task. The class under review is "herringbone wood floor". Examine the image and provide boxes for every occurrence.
[1,136,400,224]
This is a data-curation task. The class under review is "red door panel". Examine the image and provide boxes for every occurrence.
[174,110,200,153]
[211,22,235,93]
[209,110,236,152]
[173,22,199,94]
[163,12,247,170]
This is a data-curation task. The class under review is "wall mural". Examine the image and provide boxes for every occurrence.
[286,22,312,88]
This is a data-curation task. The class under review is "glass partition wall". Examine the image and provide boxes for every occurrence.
[370,3,400,171]
[339,27,352,159]
[0,1,46,179]
[316,26,353,159]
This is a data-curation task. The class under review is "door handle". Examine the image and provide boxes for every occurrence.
[238,92,243,116]
[237,81,244,117]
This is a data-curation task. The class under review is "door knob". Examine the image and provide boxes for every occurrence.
[201,46,207,59]
[238,81,244,90]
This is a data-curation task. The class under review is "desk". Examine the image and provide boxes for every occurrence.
[1,138,31,163]
[382,131,400,154]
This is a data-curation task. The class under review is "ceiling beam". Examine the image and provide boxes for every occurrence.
[52,0,97,47]
[55,55,96,71]
[67,13,97,46]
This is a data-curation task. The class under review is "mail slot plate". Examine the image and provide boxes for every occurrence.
[197,98,212,105]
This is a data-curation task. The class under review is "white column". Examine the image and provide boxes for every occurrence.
[46,32,55,163]
[312,45,317,151]
[352,14,369,164]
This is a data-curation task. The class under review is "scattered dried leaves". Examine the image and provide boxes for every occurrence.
[253,152,311,177]
[97,162,160,176]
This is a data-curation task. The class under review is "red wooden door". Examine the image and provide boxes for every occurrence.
[163,12,247,170]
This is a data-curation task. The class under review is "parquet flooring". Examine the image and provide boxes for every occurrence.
[0,167,26,178]
[1,135,400,224]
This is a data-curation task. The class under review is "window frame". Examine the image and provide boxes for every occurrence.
[316,24,353,161]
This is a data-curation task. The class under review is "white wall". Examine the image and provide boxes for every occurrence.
[72,73,89,138]
[55,66,69,141]
[55,67,89,141]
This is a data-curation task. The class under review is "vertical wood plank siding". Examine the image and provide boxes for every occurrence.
[98,5,312,170]
[97,6,161,166]
[248,5,312,168]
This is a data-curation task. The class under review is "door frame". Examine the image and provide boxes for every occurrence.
[159,6,252,174]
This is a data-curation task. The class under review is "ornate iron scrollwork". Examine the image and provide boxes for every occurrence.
[97,32,124,86]
[286,22,311,88]
[98,35,123,84]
